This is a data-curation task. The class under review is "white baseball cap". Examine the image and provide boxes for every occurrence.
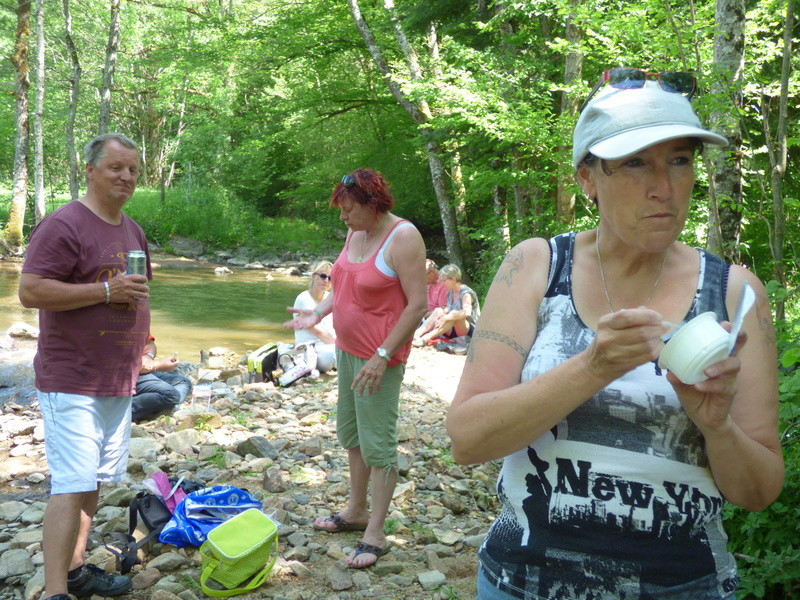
[572,81,728,169]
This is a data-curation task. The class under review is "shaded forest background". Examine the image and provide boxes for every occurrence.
[1,1,799,598]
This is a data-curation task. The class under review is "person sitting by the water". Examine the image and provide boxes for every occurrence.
[131,335,193,421]
[292,260,336,372]
[413,263,480,347]
[424,259,448,319]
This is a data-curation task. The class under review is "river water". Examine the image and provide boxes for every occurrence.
[0,260,303,362]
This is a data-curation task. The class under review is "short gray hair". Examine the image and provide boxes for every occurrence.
[84,133,138,166]
[439,263,462,282]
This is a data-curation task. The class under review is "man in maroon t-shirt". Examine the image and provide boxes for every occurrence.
[19,133,151,600]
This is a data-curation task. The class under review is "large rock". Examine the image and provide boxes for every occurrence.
[167,236,204,258]
[0,548,34,579]
[0,415,36,437]
[164,429,202,454]
[236,436,279,459]
[6,322,39,340]
[0,501,27,523]
[129,437,161,461]
[0,363,35,388]
[418,569,447,591]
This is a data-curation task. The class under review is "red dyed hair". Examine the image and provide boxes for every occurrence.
[330,168,395,214]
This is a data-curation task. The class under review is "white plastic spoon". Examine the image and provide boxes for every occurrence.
[728,280,756,354]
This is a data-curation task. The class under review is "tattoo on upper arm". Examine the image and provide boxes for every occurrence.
[472,329,529,359]
[752,289,777,345]
[494,247,524,287]
[757,308,777,344]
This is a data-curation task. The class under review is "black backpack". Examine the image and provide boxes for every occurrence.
[103,492,171,574]
[104,479,205,574]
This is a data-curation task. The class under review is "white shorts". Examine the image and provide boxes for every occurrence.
[38,391,132,494]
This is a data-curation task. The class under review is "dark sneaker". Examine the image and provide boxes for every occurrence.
[67,564,131,598]
[43,595,74,600]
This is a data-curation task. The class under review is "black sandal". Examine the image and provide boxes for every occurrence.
[313,512,368,533]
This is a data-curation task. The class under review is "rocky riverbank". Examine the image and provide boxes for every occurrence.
[0,329,499,600]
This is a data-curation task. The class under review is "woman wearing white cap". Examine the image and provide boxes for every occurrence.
[447,69,783,599]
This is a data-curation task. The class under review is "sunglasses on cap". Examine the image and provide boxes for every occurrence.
[341,175,356,188]
[580,68,697,112]
[315,272,331,281]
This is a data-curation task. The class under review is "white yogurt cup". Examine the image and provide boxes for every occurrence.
[658,312,730,385]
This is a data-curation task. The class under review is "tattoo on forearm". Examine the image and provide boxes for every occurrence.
[473,329,529,359]
[494,247,524,287]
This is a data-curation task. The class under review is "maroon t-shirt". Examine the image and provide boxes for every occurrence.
[22,200,151,396]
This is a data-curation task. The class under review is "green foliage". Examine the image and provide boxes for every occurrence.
[206,446,225,465]
[438,584,462,600]
[124,187,339,256]
[724,440,800,599]
[289,465,316,483]
[230,410,251,428]
[178,574,201,593]
[383,517,399,535]
[722,288,800,599]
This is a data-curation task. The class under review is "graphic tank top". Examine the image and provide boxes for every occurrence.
[479,232,738,600]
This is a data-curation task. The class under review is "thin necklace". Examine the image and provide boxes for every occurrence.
[355,230,376,263]
[594,229,669,313]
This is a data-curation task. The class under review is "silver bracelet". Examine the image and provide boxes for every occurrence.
[103,281,110,304]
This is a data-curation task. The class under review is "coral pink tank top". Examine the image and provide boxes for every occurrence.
[331,219,414,365]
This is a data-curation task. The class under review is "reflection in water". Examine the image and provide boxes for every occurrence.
[0,262,303,362]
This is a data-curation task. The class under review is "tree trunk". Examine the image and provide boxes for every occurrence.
[63,0,81,201]
[513,183,531,239]
[347,0,464,267]
[707,0,745,262]
[767,0,794,322]
[427,23,472,267]
[4,0,31,247]
[492,158,511,248]
[98,0,121,135]
[556,5,583,226]
[33,0,45,223]
[426,141,464,268]
[449,151,474,276]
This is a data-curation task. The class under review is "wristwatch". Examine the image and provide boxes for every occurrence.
[376,347,390,361]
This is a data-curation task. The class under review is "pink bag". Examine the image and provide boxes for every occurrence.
[149,471,188,513]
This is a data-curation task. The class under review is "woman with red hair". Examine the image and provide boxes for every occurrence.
[285,168,427,568]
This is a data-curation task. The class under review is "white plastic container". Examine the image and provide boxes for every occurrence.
[658,312,730,385]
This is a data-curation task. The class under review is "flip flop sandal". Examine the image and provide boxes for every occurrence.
[349,541,392,568]
[313,513,368,533]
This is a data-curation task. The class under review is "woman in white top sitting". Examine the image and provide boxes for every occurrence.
[293,260,337,372]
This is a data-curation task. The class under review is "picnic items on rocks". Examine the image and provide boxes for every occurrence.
[159,485,262,547]
[103,473,204,573]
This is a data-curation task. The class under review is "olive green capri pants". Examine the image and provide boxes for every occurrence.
[335,348,405,468]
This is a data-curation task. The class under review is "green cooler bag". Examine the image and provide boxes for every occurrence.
[199,508,278,597]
